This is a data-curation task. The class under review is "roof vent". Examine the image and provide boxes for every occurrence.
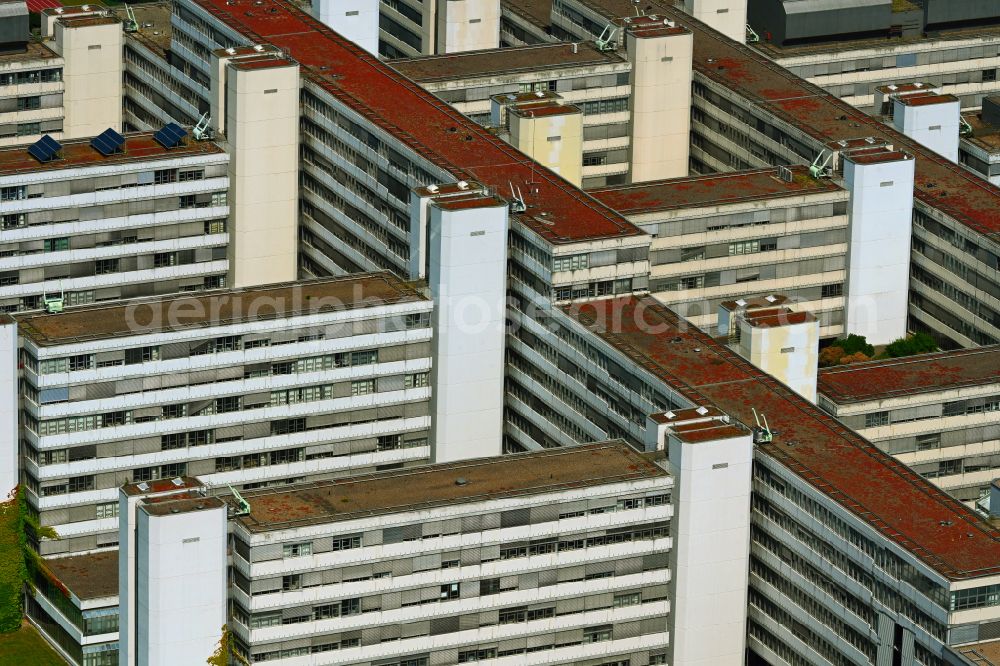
[426,184,439,193]
[534,91,544,98]
[914,82,924,88]
[765,295,777,303]
[457,180,469,189]
[81,4,90,9]
[171,508,179,513]
[225,47,236,55]
[455,477,468,486]
[887,84,897,91]
[665,410,676,419]
[695,406,708,415]
[253,44,264,51]
[735,298,747,307]
[137,482,150,492]
[171,477,184,486]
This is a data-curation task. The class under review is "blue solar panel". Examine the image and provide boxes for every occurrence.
[28,135,62,163]
[90,128,126,156]
[153,123,187,149]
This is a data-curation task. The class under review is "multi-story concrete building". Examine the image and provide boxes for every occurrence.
[0,2,63,147]
[12,273,434,555]
[0,131,230,313]
[818,346,1000,503]
[29,550,120,666]
[227,442,674,665]
[550,294,1000,664]
[590,165,850,335]
[960,97,1000,187]
[746,0,1000,113]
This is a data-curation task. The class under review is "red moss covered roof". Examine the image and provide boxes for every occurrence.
[818,346,1000,404]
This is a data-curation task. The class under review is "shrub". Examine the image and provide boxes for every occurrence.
[885,332,938,358]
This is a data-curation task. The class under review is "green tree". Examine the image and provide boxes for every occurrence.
[885,332,938,358]
[207,625,230,666]
[836,334,874,358]
[0,487,58,633]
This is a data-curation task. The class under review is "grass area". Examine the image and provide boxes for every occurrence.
[0,622,67,666]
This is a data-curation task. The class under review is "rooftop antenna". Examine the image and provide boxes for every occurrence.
[42,292,64,314]
[193,112,214,141]
[809,149,833,179]
[123,4,138,32]
[227,484,251,516]
[508,181,527,213]
[595,24,618,51]
[751,408,773,444]
[746,24,760,43]
[960,116,974,138]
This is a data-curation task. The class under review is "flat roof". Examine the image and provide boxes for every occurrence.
[0,39,60,64]
[589,166,843,215]
[567,296,1000,580]
[16,272,428,346]
[962,110,1000,152]
[0,131,226,178]
[125,3,173,55]
[193,0,643,245]
[510,101,581,118]
[554,0,1000,239]
[233,441,666,532]
[122,476,204,496]
[43,551,118,601]
[751,21,1000,58]
[818,346,1000,404]
[141,495,225,517]
[895,92,960,107]
[958,639,1000,666]
[389,42,627,82]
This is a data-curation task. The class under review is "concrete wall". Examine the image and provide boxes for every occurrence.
[508,108,583,187]
[924,0,1000,28]
[224,60,299,288]
[739,319,819,402]
[0,318,16,495]
[136,503,227,666]
[893,98,961,163]
[626,24,693,182]
[667,424,753,666]
[435,0,500,53]
[843,152,915,345]
[55,19,122,139]
[427,194,507,462]
[747,0,890,46]
[683,0,747,43]
[313,0,380,55]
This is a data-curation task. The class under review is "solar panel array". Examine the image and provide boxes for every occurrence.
[90,128,126,156]
[153,123,188,149]
[28,135,62,163]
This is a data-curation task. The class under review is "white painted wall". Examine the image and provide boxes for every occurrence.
[667,425,752,666]
[739,318,819,403]
[54,19,123,139]
[0,318,17,495]
[843,152,915,346]
[427,195,508,462]
[626,24,693,182]
[225,60,300,288]
[312,0,380,55]
[683,0,747,44]
[136,502,227,666]
[893,98,961,163]
[435,0,500,53]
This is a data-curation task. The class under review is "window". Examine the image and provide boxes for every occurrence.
[480,578,500,595]
[584,625,613,643]
[404,373,428,388]
[69,354,93,372]
[215,396,241,413]
[916,433,940,451]
[209,336,241,353]
[282,574,302,591]
[613,592,641,607]
[377,435,401,451]
[205,219,226,234]
[331,535,361,551]
[458,648,497,662]
[154,252,177,268]
[1,186,26,201]
[729,240,760,256]
[2,213,25,229]
[153,169,177,184]
[552,254,589,272]
[212,192,227,206]
[865,411,889,428]
[95,259,119,275]
[821,283,843,298]
[282,542,312,558]
[68,476,94,493]
[44,238,69,252]
[179,169,203,182]
[351,379,376,396]
[440,583,460,600]
[179,195,196,209]
[162,463,186,478]
[125,346,159,365]
[984,69,998,83]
